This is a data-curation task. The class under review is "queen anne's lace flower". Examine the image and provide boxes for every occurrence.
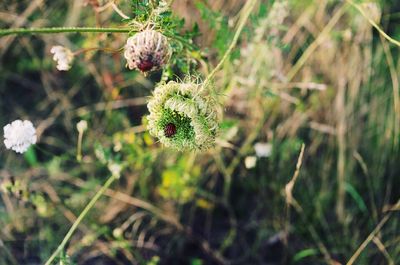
[76,120,88,133]
[245,156,257,169]
[108,163,122,179]
[50,45,74,71]
[147,81,219,151]
[254,142,272,157]
[124,30,171,73]
[3,120,37,153]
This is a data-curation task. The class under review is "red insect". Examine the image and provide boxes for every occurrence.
[137,60,154,72]
[164,123,177,138]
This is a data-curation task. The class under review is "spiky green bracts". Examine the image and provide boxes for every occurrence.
[147,81,219,151]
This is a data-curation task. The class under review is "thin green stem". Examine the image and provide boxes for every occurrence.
[203,0,258,86]
[44,174,117,265]
[76,131,84,162]
[0,26,195,50]
[163,30,196,50]
[73,46,124,56]
[0,27,130,37]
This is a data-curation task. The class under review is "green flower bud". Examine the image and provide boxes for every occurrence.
[147,81,219,151]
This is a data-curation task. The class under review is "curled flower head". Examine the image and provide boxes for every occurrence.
[3,120,37,154]
[147,81,219,151]
[50,45,74,71]
[124,30,171,73]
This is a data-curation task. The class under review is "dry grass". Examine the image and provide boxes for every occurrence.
[0,0,399,264]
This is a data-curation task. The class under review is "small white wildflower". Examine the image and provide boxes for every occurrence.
[267,0,288,28]
[76,120,88,133]
[244,156,257,169]
[112,228,123,238]
[254,142,272,158]
[3,120,37,154]
[108,163,122,179]
[50,45,74,71]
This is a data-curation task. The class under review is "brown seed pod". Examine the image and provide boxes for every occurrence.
[124,29,171,73]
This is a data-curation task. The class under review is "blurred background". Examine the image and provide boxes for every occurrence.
[0,0,399,264]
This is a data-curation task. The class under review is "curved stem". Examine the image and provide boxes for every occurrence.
[44,174,117,265]
[163,30,196,50]
[96,1,131,20]
[346,0,400,48]
[0,27,130,37]
[203,0,258,86]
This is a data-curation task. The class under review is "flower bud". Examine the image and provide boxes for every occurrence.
[50,45,74,71]
[147,81,219,151]
[124,30,171,73]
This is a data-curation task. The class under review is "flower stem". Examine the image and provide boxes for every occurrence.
[76,131,84,162]
[44,174,117,265]
[73,46,124,56]
[0,27,130,37]
[0,26,195,50]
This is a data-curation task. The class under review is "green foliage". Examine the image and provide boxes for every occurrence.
[57,252,74,265]
[293,248,318,262]
[146,256,160,265]
[158,108,195,142]
[128,0,200,77]
[196,2,233,57]
[1,0,400,265]
[158,155,201,203]
[24,146,38,167]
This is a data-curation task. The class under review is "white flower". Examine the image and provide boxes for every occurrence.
[76,120,88,133]
[108,163,122,179]
[50,45,74,71]
[3,120,37,154]
[254,142,272,158]
[244,156,257,169]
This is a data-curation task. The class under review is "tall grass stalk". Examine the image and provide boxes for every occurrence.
[0,27,130,36]
[44,174,117,265]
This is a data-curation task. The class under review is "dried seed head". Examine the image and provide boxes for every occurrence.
[124,30,171,73]
[147,81,219,151]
